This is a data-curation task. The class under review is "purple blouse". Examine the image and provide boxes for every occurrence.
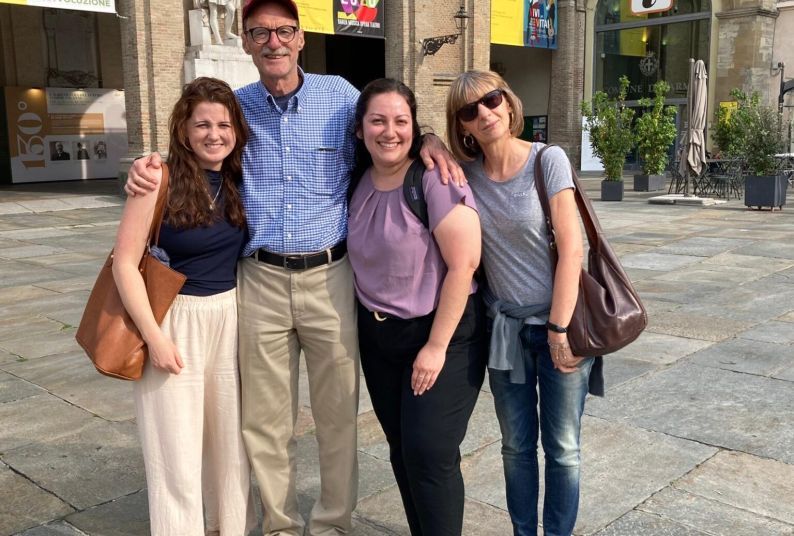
[348,165,478,319]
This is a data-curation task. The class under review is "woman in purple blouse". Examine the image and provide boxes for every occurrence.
[347,78,487,536]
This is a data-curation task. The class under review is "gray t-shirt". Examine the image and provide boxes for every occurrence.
[464,143,574,321]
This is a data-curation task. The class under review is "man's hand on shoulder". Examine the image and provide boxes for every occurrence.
[124,152,163,197]
[419,133,466,187]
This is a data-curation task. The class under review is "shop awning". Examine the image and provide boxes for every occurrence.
[0,0,115,14]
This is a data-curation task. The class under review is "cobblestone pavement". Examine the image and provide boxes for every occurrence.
[1,178,793,536]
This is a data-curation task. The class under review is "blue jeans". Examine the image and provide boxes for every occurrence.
[489,324,593,536]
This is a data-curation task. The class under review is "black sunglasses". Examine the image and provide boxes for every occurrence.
[456,90,505,122]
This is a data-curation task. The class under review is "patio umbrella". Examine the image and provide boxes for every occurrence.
[678,59,709,196]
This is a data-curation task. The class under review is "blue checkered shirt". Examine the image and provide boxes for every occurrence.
[236,72,359,256]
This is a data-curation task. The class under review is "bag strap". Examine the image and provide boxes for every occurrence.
[533,144,605,259]
[403,159,429,228]
[147,163,170,247]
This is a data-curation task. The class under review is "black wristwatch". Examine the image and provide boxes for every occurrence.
[545,321,568,333]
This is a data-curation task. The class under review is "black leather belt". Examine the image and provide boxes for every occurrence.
[254,242,347,271]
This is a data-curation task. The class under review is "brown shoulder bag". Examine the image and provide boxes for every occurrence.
[76,164,186,380]
[534,145,647,357]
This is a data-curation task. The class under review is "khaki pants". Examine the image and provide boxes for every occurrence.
[237,255,359,536]
[134,289,256,536]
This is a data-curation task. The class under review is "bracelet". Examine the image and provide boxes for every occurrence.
[546,321,568,333]
[548,342,570,352]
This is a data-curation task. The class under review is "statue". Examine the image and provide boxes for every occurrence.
[194,0,240,45]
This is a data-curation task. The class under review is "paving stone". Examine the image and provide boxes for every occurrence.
[65,490,149,536]
[0,371,43,404]
[733,241,794,260]
[644,309,753,341]
[32,276,97,294]
[3,351,135,421]
[21,253,103,270]
[623,267,666,282]
[0,394,94,452]
[600,356,657,390]
[616,252,704,271]
[462,417,716,535]
[0,285,59,306]
[0,330,81,361]
[685,285,794,323]
[632,279,731,305]
[686,337,791,377]
[594,510,710,535]
[15,520,87,536]
[354,485,512,536]
[675,451,794,526]
[0,245,69,261]
[654,236,757,257]
[0,227,79,240]
[2,419,144,510]
[653,263,775,285]
[608,231,685,247]
[779,311,794,323]
[700,252,794,272]
[0,261,73,289]
[639,487,794,536]
[0,464,73,536]
[609,331,713,365]
[0,316,64,341]
[587,364,794,464]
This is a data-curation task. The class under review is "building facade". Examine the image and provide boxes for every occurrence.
[0,0,792,184]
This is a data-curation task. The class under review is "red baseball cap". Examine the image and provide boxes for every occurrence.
[242,0,300,24]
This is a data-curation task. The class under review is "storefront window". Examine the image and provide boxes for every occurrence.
[594,0,710,103]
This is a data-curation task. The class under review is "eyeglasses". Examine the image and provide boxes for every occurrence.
[245,25,299,45]
[456,89,505,122]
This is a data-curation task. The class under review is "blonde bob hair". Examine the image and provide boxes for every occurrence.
[445,70,524,162]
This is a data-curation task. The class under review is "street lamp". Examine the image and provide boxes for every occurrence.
[421,5,470,56]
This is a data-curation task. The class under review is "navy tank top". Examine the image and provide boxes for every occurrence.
[158,170,247,296]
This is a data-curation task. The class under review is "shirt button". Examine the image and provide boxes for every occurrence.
[283,117,288,123]
[285,147,290,153]
[286,176,292,181]
[286,204,292,209]
[287,232,292,239]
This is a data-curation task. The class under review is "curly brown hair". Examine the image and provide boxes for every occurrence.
[166,77,248,229]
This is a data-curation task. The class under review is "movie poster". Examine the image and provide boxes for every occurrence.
[492,0,557,49]
[2,87,127,183]
[294,0,384,38]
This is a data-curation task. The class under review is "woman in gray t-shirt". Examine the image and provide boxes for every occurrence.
[446,70,599,536]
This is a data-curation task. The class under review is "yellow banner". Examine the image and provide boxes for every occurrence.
[0,0,116,13]
[491,0,524,46]
[296,0,335,35]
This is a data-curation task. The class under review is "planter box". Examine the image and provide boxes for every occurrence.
[633,174,666,192]
[744,175,788,210]
[601,180,624,201]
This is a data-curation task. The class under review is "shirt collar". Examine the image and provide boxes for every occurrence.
[258,67,307,112]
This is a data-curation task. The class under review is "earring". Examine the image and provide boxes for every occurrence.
[463,134,476,150]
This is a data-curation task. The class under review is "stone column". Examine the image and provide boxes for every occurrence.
[118,0,186,163]
[548,0,586,168]
[385,0,489,140]
[715,0,779,105]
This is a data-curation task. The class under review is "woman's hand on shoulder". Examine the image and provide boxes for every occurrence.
[146,332,184,375]
[419,133,466,187]
[412,341,446,396]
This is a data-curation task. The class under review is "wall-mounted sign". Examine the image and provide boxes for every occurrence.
[2,87,127,183]
[296,0,384,39]
[630,0,673,16]
[0,0,115,14]
[491,0,557,49]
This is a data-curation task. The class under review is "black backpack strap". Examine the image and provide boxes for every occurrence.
[403,159,429,228]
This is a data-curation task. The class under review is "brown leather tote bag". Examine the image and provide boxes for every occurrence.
[534,145,647,357]
[76,164,186,380]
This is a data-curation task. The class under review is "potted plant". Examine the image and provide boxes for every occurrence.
[633,80,677,192]
[716,89,788,209]
[581,76,635,201]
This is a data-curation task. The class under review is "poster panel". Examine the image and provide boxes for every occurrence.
[294,0,384,38]
[491,0,524,46]
[492,0,557,49]
[4,87,127,183]
[0,0,116,14]
[335,0,383,38]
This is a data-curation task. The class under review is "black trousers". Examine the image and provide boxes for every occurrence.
[358,294,487,536]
